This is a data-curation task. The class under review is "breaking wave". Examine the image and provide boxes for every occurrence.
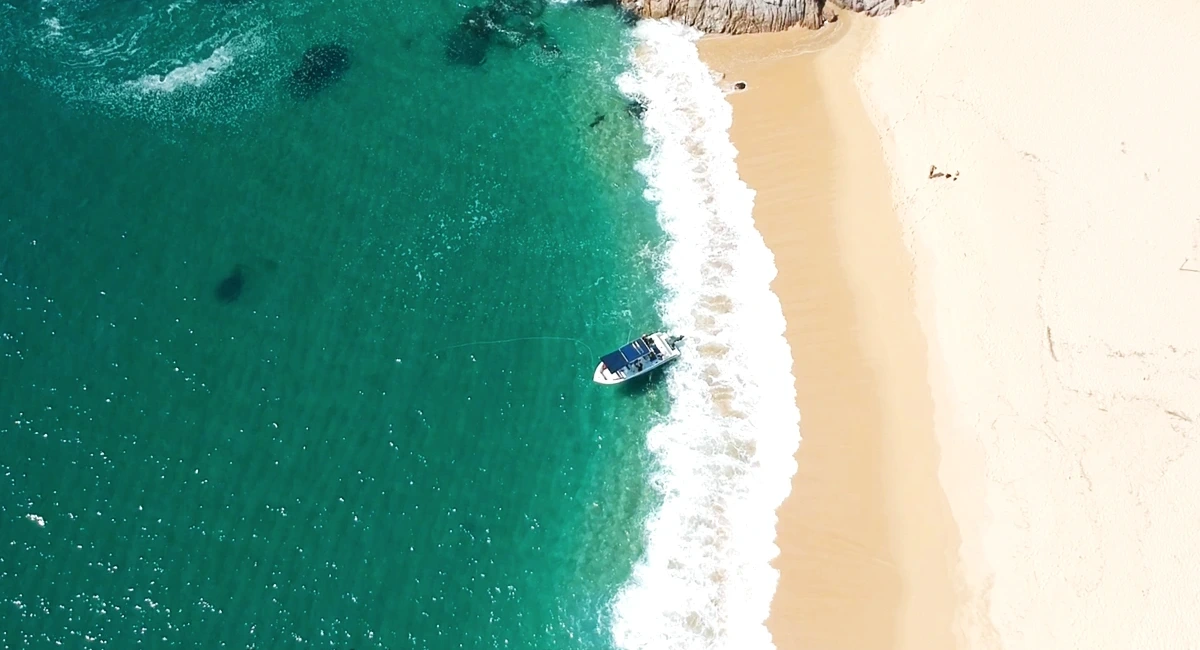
[130,45,236,94]
[0,0,278,123]
[610,20,802,650]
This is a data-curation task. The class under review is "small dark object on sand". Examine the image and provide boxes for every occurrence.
[733,81,747,91]
[215,265,247,303]
[288,43,351,99]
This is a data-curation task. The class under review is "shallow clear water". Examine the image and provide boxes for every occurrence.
[0,0,672,647]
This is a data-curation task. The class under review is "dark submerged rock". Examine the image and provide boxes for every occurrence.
[444,0,555,66]
[575,0,640,25]
[288,43,351,99]
[617,7,641,25]
[532,24,560,54]
[497,0,547,19]
[463,4,502,36]
[215,264,247,303]
[625,98,648,120]
[445,5,497,66]
[446,26,490,66]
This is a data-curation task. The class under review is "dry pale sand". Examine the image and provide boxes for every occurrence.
[700,16,960,650]
[854,1,1200,648]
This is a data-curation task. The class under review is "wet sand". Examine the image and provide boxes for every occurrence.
[699,16,960,650]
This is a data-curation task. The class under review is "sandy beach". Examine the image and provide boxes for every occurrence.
[700,16,960,650]
[703,0,1200,648]
[858,1,1200,647]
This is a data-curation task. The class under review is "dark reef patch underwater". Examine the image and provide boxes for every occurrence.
[0,0,667,648]
[445,0,560,66]
[215,264,248,302]
[287,42,351,99]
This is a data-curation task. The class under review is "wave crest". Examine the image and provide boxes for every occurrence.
[611,19,802,650]
[2,0,272,123]
[131,45,236,94]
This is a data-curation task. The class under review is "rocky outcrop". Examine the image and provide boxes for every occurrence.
[617,0,914,34]
[836,0,915,15]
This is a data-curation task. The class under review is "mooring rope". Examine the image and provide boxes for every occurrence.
[428,336,595,359]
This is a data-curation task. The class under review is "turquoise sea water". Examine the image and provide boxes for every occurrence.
[0,1,673,647]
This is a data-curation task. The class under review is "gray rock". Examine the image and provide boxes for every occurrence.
[836,0,913,16]
[617,0,914,34]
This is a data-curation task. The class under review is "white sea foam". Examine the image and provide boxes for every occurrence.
[611,20,801,650]
[132,45,235,94]
[42,17,63,38]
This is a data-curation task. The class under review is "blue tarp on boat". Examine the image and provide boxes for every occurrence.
[600,350,629,372]
[600,338,652,372]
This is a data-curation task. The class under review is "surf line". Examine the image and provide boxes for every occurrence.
[427,336,595,358]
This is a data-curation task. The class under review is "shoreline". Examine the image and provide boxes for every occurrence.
[611,22,803,650]
[698,16,960,650]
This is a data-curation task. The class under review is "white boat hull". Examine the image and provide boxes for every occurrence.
[593,332,683,385]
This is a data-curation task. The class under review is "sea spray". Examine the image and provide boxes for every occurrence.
[132,45,236,94]
[4,0,273,123]
[611,20,802,650]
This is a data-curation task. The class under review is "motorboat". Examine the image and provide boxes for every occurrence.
[593,332,684,385]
